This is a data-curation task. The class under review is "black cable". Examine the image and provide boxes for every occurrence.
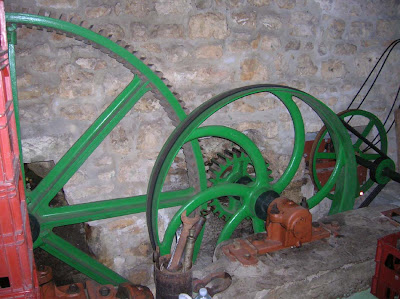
[347,39,400,111]
[364,83,400,150]
[343,39,400,153]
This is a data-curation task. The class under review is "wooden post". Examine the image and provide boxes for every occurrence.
[396,108,400,169]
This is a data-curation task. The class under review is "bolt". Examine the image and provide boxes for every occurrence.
[244,253,251,260]
[67,284,79,294]
[99,286,111,296]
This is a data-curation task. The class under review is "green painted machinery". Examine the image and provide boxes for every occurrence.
[5,11,398,286]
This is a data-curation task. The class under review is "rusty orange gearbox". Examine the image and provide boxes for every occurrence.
[222,197,332,266]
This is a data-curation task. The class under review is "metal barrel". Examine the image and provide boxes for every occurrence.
[154,255,192,299]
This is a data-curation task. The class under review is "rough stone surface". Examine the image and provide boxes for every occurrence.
[207,205,400,298]
[11,0,400,285]
[189,13,229,39]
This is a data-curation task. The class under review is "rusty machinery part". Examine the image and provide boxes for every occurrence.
[6,8,206,285]
[154,254,193,299]
[309,109,388,202]
[192,272,232,296]
[222,197,332,266]
[37,266,154,299]
[207,147,273,221]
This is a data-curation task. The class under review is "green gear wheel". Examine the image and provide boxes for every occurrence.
[208,147,273,221]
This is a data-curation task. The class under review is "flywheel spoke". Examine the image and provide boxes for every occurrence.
[40,233,127,285]
[217,205,250,244]
[354,120,374,150]
[315,152,336,159]
[39,189,194,230]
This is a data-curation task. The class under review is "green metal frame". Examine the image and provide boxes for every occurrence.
[309,109,387,203]
[147,85,358,256]
[6,13,206,285]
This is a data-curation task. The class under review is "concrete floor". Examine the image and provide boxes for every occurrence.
[185,181,400,299]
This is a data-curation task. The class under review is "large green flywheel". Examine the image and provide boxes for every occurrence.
[147,85,358,257]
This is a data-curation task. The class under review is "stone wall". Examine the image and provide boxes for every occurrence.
[8,0,400,284]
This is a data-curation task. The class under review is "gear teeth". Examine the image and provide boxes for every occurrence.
[232,147,242,157]
[59,14,67,22]
[69,16,82,25]
[223,149,234,158]
[210,164,221,173]
[38,9,51,17]
[217,153,228,162]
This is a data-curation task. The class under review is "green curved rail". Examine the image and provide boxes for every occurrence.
[6,12,206,285]
[147,85,358,256]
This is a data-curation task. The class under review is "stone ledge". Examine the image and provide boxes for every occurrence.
[206,205,399,298]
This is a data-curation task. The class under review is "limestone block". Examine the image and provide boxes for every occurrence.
[134,95,161,112]
[321,59,346,80]
[354,52,378,77]
[248,0,272,6]
[76,58,107,70]
[165,45,190,63]
[349,21,373,39]
[130,22,149,42]
[64,184,115,203]
[31,55,56,72]
[296,54,317,76]
[85,6,112,18]
[275,0,295,9]
[260,14,283,31]
[232,100,256,113]
[289,12,317,37]
[151,24,184,39]
[109,126,131,155]
[285,40,300,51]
[304,42,314,51]
[194,0,212,9]
[36,0,78,9]
[59,63,94,84]
[260,36,281,52]
[18,86,42,100]
[240,58,269,81]
[195,45,223,59]
[142,43,162,53]
[103,73,133,97]
[123,0,155,17]
[328,19,345,39]
[232,12,257,28]
[19,103,51,122]
[189,13,229,39]
[377,20,398,38]
[59,82,94,99]
[228,40,252,53]
[318,42,328,56]
[59,103,98,121]
[136,123,165,159]
[155,0,191,15]
[22,135,73,163]
[334,43,357,55]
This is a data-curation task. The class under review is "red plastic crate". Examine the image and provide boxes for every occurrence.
[0,0,39,297]
[371,232,400,299]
